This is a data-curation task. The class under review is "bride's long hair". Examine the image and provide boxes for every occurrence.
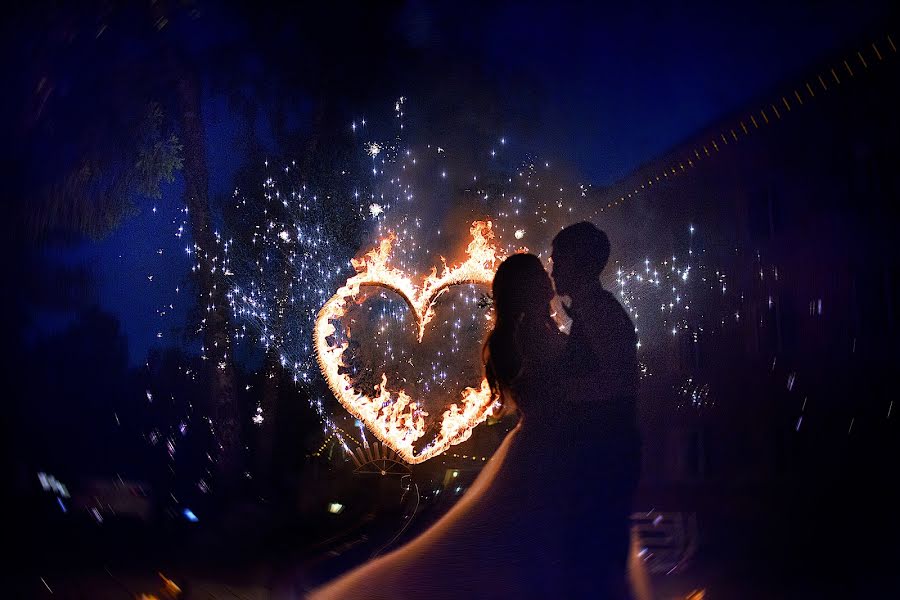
[483,253,555,406]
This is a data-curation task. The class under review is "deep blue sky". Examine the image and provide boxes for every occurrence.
[65,1,891,365]
[423,1,890,183]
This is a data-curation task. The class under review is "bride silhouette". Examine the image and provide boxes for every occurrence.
[309,253,571,599]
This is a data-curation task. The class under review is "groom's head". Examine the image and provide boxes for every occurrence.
[550,221,610,296]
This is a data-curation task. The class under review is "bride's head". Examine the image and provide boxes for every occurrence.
[483,253,554,403]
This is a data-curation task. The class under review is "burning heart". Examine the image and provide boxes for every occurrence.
[315,221,503,464]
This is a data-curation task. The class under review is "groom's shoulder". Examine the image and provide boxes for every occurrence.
[598,288,629,316]
[598,289,635,331]
[577,284,632,327]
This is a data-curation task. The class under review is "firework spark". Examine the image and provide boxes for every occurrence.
[197,99,740,465]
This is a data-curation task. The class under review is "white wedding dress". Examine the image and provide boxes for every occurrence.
[309,325,570,600]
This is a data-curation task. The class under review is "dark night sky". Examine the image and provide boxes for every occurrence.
[54,0,891,364]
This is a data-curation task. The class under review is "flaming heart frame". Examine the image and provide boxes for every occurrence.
[314,221,502,464]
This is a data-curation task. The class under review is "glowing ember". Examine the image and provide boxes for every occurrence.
[315,221,502,464]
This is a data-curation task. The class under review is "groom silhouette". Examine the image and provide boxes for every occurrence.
[551,222,641,598]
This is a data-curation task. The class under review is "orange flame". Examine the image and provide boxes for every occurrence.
[315,221,501,464]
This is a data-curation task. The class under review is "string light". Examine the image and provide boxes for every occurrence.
[599,32,897,213]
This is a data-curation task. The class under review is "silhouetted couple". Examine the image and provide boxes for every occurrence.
[311,222,642,599]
